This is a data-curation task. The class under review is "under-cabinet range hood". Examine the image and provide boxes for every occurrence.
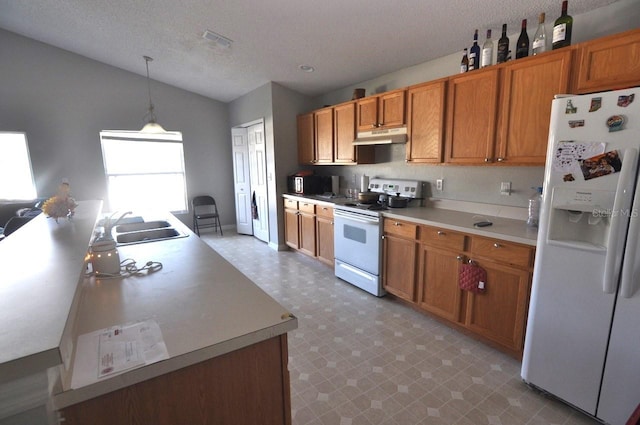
[353,127,407,145]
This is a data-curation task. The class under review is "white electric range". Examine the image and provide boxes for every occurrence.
[333,178,422,296]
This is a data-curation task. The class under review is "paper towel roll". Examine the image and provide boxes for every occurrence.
[360,175,369,192]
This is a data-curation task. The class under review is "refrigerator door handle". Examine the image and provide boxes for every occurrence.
[620,168,640,298]
[603,148,638,294]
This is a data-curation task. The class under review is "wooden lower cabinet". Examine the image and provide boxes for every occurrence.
[463,259,531,354]
[59,335,292,425]
[284,207,300,250]
[383,219,534,357]
[417,245,464,323]
[315,205,334,266]
[298,210,316,257]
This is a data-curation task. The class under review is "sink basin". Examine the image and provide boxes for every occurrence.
[116,228,186,245]
[115,220,171,233]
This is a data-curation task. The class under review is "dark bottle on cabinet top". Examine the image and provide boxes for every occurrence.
[516,19,530,59]
[460,48,469,73]
[469,29,480,71]
[496,24,509,63]
[552,0,573,49]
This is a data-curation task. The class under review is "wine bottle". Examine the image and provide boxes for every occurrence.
[460,48,469,73]
[516,19,529,59]
[469,30,480,71]
[496,24,509,63]
[532,13,547,55]
[552,0,573,49]
[481,29,493,67]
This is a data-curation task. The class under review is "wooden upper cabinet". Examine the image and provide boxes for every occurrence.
[445,68,500,164]
[314,107,334,164]
[356,89,406,131]
[406,79,447,163]
[296,113,315,165]
[496,50,572,165]
[333,101,356,163]
[574,28,640,94]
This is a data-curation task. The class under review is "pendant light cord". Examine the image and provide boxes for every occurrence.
[143,55,156,123]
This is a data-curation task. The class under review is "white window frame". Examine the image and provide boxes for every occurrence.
[99,130,188,214]
[0,132,37,200]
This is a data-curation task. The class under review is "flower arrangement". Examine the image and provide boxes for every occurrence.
[42,181,78,222]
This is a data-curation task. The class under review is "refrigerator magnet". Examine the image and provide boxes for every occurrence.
[617,93,635,107]
[607,115,625,132]
[589,97,602,112]
[565,100,578,114]
[569,120,585,128]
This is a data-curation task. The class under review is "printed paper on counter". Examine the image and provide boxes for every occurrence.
[71,319,169,388]
[553,141,606,173]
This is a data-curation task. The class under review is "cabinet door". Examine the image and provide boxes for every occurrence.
[496,50,572,164]
[316,215,334,266]
[406,80,446,163]
[298,212,317,257]
[575,29,640,94]
[382,234,417,302]
[463,259,531,353]
[356,97,379,131]
[445,68,499,164]
[314,108,334,163]
[379,90,406,128]
[297,113,315,165]
[417,245,464,322]
[284,208,299,249]
[333,102,356,163]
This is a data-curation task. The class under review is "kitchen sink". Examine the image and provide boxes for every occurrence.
[115,220,171,233]
[115,227,186,245]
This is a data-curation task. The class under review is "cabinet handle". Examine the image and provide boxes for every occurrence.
[394,222,401,226]
[456,255,464,261]
[497,157,505,162]
[493,243,502,248]
[484,157,492,162]
[437,231,445,236]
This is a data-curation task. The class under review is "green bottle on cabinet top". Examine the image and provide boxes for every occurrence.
[516,19,529,59]
[497,24,509,63]
[552,0,573,49]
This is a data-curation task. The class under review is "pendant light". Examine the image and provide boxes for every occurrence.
[140,55,167,133]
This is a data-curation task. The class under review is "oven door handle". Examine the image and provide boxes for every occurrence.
[334,210,379,224]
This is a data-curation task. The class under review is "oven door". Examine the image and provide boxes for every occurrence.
[334,209,381,275]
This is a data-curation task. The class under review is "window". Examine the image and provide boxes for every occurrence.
[0,132,37,200]
[100,131,187,213]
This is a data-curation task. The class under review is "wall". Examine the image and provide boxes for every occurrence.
[0,29,232,227]
[311,0,640,209]
[228,82,314,248]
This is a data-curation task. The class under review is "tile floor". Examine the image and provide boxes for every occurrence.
[201,230,600,425]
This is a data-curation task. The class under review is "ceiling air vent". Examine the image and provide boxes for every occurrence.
[202,30,233,49]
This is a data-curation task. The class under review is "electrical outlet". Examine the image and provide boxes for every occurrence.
[436,179,444,191]
[500,181,511,196]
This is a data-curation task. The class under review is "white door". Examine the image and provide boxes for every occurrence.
[248,123,269,243]
[231,127,252,235]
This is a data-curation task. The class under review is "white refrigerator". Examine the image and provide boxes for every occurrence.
[521,87,640,425]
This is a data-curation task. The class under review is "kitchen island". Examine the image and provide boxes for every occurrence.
[0,201,297,425]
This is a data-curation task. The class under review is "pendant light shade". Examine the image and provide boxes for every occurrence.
[141,55,167,133]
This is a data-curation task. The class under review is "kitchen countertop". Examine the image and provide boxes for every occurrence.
[0,200,297,412]
[283,194,538,246]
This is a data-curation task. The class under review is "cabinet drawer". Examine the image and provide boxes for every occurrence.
[298,201,316,214]
[384,219,418,239]
[470,237,533,268]
[420,226,466,251]
[316,204,333,218]
[284,198,298,210]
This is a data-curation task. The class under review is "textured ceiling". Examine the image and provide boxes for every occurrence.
[0,0,619,102]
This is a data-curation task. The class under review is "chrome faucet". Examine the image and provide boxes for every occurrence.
[101,211,132,240]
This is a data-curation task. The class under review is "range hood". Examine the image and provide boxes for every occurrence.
[353,127,407,146]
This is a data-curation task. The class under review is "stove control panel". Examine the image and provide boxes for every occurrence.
[368,178,422,198]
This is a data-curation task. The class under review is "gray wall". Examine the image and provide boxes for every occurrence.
[311,0,640,209]
[228,82,314,248]
[0,29,232,227]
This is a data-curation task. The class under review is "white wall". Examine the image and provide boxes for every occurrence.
[0,29,232,227]
[310,0,640,209]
